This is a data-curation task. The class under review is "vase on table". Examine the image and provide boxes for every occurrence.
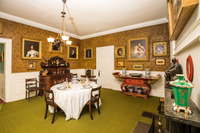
[122,68,126,76]
[145,68,150,77]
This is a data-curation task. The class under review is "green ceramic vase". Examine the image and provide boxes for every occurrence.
[170,74,195,107]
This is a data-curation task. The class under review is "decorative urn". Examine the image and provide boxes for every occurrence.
[169,74,195,114]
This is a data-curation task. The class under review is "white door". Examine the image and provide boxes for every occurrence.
[96,46,114,89]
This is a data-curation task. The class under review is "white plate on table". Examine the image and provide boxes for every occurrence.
[57,86,66,90]
[84,85,92,89]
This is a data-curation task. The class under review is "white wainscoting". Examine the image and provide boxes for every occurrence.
[0,73,5,100]
[11,72,40,102]
[9,69,165,102]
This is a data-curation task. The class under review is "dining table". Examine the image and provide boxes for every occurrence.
[49,81,102,121]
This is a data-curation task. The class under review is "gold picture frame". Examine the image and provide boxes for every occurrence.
[133,64,143,70]
[84,47,93,59]
[152,41,168,57]
[26,60,37,70]
[155,59,166,66]
[0,52,3,62]
[128,37,149,61]
[167,0,199,40]
[22,38,42,59]
[49,42,62,53]
[117,61,124,67]
[114,46,125,58]
[68,45,78,59]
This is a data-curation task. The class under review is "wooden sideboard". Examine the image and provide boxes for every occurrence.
[113,72,160,99]
[39,56,72,95]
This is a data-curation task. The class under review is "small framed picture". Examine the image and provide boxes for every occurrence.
[84,47,93,59]
[152,41,168,57]
[133,64,143,70]
[117,61,124,67]
[115,46,125,58]
[49,40,62,53]
[22,38,42,59]
[26,60,37,70]
[155,59,165,66]
[0,52,3,62]
[68,45,78,59]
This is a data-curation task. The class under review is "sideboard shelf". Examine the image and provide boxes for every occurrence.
[112,72,160,99]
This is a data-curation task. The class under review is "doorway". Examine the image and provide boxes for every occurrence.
[0,43,4,102]
[0,38,12,102]
[96,45,114,89]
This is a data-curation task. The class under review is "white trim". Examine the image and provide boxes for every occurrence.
[174,18,200,49]
[174,36,200,56]
[0,11,80,39]
[0,38,12,102]
[0,11,168,40]
[80,18,168,39]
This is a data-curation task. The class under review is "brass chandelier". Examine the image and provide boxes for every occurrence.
[47,0,72,45]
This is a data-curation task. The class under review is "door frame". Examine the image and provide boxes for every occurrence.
[96,45,114,89]
[0,38,12,102]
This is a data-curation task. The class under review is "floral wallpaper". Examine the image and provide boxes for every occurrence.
[0,18,81,73]
[0,18,170,73]
[81,23,170,71]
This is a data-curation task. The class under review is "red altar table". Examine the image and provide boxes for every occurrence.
[112,72,161,99]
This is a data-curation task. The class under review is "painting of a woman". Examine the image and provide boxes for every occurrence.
[26,44,39,57]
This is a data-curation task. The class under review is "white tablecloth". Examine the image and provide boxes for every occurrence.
[50,82,102,121]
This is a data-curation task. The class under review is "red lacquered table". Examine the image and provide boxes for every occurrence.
[113,72,161,99]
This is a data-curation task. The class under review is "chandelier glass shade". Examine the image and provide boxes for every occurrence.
[47,0,72,45]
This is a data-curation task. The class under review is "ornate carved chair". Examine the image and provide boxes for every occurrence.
[44,89,58,124]
[86,69,91,76]
[25,78,47,102]
[85,86,101,120]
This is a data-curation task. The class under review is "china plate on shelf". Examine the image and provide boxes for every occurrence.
[129,73,143,77]
[57,86,66,90]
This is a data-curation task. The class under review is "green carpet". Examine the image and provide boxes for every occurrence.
[0,104,2,111]
[0,88,160,133]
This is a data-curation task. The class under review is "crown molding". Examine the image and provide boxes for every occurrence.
[0,11,80,39]
[0,11,168,40]
[80,18,168,40]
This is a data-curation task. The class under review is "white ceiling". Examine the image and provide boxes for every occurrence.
[0,0,168,39]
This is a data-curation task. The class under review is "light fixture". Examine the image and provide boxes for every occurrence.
[47,0,72,45]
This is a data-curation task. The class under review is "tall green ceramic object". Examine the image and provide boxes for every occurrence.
[170,74,195,114]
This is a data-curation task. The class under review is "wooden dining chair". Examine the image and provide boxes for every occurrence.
[72,73,78,78]
[90,79,98,84]
[44,89,58,124]
[86,86,101,120]
[25,78,47,102]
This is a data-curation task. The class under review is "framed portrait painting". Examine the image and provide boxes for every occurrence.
[152,41,168,57]
[22,38,42,59]
[68,45,78,59]
[84,47,93,59]
[26,60,37,70]
[49,40,62,53]
[128,37,149,61]
[114,46,125,58]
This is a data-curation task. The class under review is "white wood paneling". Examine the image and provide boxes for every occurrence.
[11,72,40,102]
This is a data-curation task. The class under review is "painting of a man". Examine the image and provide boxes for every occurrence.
[117,48,123,56]
[68,46,78,59]
[86,50,91,58]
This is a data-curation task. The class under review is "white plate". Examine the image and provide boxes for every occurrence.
[84,85,92,89]
[57,86,66,90]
